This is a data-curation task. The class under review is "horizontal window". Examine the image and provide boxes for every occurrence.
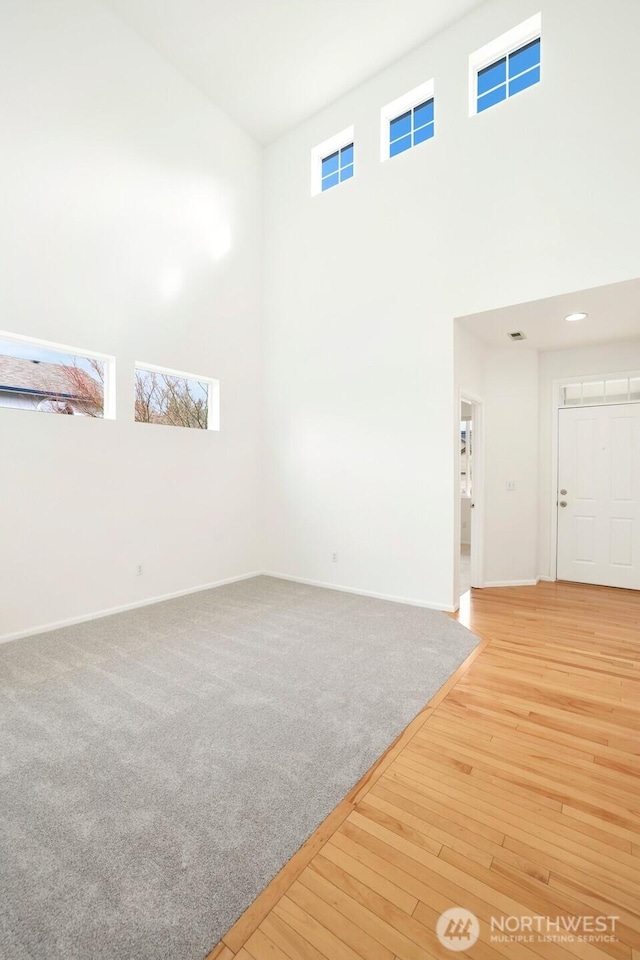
[134,363,219,430]
[0,333,114,418]
[561,376,640,407]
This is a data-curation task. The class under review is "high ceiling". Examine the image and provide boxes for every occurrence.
[458,278,640,353]
[101,0,484,143]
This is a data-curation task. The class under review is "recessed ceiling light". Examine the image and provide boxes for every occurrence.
[565,312,588,322]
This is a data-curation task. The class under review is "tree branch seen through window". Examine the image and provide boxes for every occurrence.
[134,368,209,429]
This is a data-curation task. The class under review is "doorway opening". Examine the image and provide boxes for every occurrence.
[459,395,483,599]
[460,401,473,596]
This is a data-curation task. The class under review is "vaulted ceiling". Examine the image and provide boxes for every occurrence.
[102,0,484,143]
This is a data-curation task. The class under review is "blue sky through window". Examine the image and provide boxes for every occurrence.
[0,337,101,376]
[321,143,354,192]
[389,98,434,157]
[477,37,540,113]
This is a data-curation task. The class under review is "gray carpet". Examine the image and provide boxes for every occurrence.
[0,575,479,960]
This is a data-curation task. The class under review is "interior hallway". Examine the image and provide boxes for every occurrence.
[208,581,640,960]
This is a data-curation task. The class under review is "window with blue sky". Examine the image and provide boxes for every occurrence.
[389,99,434,157]
[321,143,354,192]
[477,37,540,113]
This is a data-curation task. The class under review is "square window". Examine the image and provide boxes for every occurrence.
[311,127,355,195]
[469,14,541,116]
[388,98,435,159]
[380,79,435,162]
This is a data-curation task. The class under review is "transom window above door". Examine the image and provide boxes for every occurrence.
[561,376,640,407]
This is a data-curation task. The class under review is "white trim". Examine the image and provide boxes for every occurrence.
[264,572,457,613]
[468,13,541,116]
[380,79,435,162]
[0,572,262,645]
[0,328,116,420]
[310,125,354,197]
[134,361,220,431]
[483,578,540,588]
[457,391,485,603]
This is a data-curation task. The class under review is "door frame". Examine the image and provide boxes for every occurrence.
[458,391,485,599]
[549,370,640,582]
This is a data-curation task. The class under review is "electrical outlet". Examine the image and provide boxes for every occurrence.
[331,552,338,563]
[506,480,516,492]
[136,564,143,576]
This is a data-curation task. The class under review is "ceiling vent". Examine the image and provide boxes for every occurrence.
[507,331,527,341]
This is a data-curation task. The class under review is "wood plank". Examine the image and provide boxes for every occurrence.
[207,582,640,960]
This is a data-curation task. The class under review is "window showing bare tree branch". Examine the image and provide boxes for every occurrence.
[134,367,209,429]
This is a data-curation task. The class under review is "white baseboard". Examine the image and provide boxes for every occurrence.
[538,575,556,582]
[482,578,541,588]
[0,572,263,645]
[263,571,457,613]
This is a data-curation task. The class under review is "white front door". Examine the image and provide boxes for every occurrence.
[557,403,640,589]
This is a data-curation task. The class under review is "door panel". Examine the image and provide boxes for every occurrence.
[557,404,640,589]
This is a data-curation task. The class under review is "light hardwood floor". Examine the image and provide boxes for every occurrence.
[207,581,640,960]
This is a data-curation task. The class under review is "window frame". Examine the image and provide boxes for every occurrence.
[0,329,116,419]
[558,373,640,409]
[469,13,541,117]
[311,126,355,197]
[134,361,220,431]
[380,79,435,162]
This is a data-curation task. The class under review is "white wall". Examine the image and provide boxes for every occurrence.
[538,339,640,579]
[483,348,539,585]
[456,324,540,587]
[263,0,640,608]
[0,0,263,638]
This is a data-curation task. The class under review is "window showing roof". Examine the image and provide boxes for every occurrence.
[0,335,111,418]
[0,356,101,401]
